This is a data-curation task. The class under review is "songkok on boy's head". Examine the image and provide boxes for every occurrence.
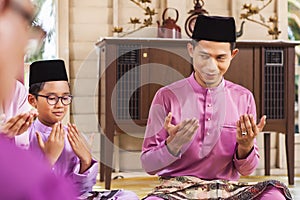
[192,15,236,42]
[29,59,68,87]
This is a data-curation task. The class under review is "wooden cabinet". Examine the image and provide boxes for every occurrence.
[97,38,193,189]
[96,38,298,189]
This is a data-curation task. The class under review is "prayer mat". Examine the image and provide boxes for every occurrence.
[142,176,292,200]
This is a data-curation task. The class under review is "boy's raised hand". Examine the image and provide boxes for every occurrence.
[67,123,92,174]
[36,122,65,165]
[0,110,38,137]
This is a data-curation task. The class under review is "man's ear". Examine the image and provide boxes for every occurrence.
[231,48,239,59]
[187,42,194,58]
[28,94,37,108]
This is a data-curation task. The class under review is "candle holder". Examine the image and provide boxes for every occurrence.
[185,0,209,38]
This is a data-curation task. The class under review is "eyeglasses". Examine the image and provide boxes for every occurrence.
[36,94,73,106]
[9,1,35,26]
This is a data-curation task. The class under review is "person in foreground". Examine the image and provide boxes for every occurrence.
[0,0,38,143]
[140,15,292,200]
[0,0,76,199]
[27,59,139,199]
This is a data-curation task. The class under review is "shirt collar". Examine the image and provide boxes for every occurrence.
[33,118,53,135]
[187,72,225,93]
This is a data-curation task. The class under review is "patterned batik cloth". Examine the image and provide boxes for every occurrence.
[79,189,139,200]
[143,176,292,200]
[79,190,121,200]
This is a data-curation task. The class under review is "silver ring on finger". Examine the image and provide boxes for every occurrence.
[242,131,247,136]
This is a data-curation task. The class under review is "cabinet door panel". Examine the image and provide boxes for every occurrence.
[225,48,254,92]
[139,47,193,120]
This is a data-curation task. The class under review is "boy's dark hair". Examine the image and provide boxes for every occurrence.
[190,39,236,52]
[29,82,45,96]
[29,82,71,97]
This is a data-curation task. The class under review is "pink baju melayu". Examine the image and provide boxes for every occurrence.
[2,80,31,119]
[141,73,291,200]
[141,73,259,178]
[28,119,98,196]
[1,80,32,147]
[0,82,76,199]
[28,119,140,199]
[0,134,77,199]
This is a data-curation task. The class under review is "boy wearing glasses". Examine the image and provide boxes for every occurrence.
[27,59,98,196]
[27,59,139,199]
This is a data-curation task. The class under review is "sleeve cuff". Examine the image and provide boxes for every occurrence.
[234,145,260,172]
[165,140,181,157]
[235,146,254,160]
[141,140,181,173]
[72,159,98,180]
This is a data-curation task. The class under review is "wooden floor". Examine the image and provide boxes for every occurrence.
[95,173,300,199]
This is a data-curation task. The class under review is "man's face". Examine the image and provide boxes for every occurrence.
[0,0,34,105]
[187,40,238,88]
[0,0,34,70]
[3,0,34,66]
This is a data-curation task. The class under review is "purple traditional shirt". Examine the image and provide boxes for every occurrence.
[2,80,30,119]
[28,119,98,195]
[1,80,32,147]
[141,73,260,181]
[0,134,77,200]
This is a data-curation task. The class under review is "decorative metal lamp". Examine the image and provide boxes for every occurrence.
[185,0,209,38]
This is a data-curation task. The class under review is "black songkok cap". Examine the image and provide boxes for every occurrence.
[192,15,236,42]
[29,59,68,87]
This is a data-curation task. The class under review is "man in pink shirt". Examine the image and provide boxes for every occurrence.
[141,15,291,199]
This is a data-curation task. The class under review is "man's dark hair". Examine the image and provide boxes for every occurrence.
[190,39,236,52]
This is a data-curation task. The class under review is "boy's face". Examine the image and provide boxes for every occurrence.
[187,40,238,88]
[29,81,70,127]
